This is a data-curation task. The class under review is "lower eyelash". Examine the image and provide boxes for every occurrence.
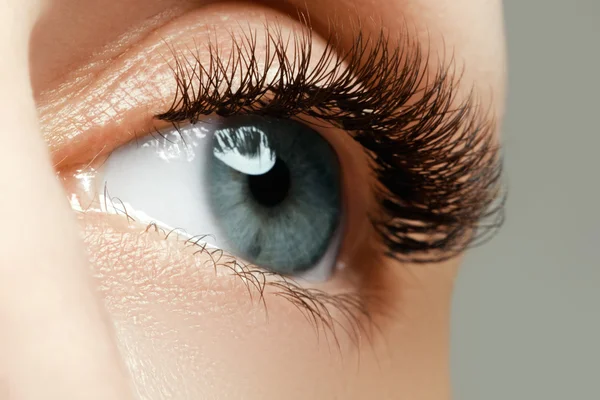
[83,189,379,351]
[147,220,381,352]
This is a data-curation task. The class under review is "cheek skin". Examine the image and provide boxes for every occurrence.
[79,214,456,400]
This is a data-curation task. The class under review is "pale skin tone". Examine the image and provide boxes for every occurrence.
[0,1,505,399]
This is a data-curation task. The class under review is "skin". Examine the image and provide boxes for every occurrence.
[0,1,505,399]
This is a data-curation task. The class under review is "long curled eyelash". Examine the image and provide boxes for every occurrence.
[156,21,505,263]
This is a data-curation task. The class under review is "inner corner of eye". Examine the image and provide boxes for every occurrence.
[88,114,346,281]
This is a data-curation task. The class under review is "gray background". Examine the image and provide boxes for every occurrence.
[451,0,599,399]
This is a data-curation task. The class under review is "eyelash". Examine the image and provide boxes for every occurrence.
[138,221,377,351]
[97,20,504,346]
[157,22,505,264]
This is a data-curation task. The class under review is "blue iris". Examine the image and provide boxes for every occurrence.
[207,116,342,275]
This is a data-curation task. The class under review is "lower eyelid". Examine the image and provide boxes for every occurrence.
[83,213,277,314]
[78,213,384,349]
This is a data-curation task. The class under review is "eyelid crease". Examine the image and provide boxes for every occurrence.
[154,20,505,264]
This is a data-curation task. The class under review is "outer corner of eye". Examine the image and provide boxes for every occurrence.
[85,114,348,282]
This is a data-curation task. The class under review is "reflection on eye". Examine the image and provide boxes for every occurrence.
[99,116,343,280]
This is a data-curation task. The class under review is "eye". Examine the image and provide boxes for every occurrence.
[99,115,344,280]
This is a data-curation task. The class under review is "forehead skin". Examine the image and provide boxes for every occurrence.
[29,1,506,399]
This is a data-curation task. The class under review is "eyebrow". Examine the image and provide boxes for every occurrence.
[152,23,504,262]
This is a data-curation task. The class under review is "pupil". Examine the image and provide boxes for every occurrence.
[248,157,291,207]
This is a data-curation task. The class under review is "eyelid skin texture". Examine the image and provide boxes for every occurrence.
[31,0,506,399]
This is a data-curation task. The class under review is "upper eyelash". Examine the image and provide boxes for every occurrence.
[156,21,505,263]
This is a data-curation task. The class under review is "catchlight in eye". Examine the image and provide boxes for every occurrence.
[207,116,342,275]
